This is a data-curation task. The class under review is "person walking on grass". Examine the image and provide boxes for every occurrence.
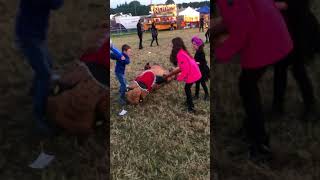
[165,37,202,113]
[213,0,293,161]
[110,44,131,114]
[137,19,144,49]
[272,0,320,120]
[15,0,64,137]
[199,16,205,32]
[192,36,210,101]
[150,22,159,47]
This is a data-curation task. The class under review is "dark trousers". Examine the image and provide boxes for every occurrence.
[195,79,209,96]
[150,36,158,46]
[185,83,194,109]
[138,33,143,49]
[16,38,53,133]
[115,72,127,105]
[273,51,315,111]
[205,29,210,42]
[199,25,204,32]
[239,67,269,147]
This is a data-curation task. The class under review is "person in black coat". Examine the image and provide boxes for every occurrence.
[137,19,144,49]
[199,16,205,32]
[150,22,159,46]
[191,36,209,100]
[273,0,320,119]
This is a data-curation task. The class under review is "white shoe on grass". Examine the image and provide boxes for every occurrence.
[119,109,127,116]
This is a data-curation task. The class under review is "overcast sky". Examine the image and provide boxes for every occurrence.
[110,0,208,8]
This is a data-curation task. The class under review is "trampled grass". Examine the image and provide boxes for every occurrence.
[110,29,210,179]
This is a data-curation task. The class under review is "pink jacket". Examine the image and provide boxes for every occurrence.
[176,49,202,83]
[215,0,293,69]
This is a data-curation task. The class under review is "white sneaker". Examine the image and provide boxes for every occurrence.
[119,109,127,116]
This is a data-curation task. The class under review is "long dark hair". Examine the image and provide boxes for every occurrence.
[170,37,191,66]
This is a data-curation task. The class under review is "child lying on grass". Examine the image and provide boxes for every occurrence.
[125,63,175,105]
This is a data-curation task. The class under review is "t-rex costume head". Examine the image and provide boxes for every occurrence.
[126,63,175,105]
[47,62,108,134]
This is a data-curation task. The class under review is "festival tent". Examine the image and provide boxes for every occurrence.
[178,6,200,22]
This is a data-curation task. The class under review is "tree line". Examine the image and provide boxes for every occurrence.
[111,0,211,16]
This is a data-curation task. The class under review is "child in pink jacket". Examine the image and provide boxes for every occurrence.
[214,0,293,160]
[167,37,202,112]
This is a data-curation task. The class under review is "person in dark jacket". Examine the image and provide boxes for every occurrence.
[205,27,210,43]
[150,22,159,46]
[192,36,209,100]
[137,19,144,49]
[199,16,205,32]
[273,0,320,119]
[15,0,64,136]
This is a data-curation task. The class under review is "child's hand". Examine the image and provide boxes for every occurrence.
[212,33,229,48]
[275,2,288,10]
[163,74,168,79]
[121,56,126,60]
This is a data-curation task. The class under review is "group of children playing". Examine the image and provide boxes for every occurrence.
[110,35,210,114]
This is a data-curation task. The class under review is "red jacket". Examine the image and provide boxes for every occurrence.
[80,39,109,69]
[135,70,156,92]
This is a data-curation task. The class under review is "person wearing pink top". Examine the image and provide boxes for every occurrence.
[165,37,202,113]
[213,0,293,160]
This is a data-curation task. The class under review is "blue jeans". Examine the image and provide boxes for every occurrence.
[115,72,127,105]
[16,38,53,133]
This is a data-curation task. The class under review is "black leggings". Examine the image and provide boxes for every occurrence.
[273,51,315,110]
[151,36,158,46]
[138,33,143,48]
[195,80,209,96]
[205,29,210,42]
[185,83,194,109]
[239,67,269,147]
[199,25,204,32]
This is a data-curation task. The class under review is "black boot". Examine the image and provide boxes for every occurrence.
[248,143,272,163]
[204,93,210,101]
[187,107,196,113]
[193,94,199,100]
[300,102,318,122]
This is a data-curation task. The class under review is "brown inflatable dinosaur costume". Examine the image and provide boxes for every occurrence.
[46,62,108,134]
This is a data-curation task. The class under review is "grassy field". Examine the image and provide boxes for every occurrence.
[213,2,320,179]
[110,29,210,179]
[0,1,108,180]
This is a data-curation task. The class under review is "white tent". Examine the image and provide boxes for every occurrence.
[178,7,200,22]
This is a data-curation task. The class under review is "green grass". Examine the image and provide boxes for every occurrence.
[110,29,210,179]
